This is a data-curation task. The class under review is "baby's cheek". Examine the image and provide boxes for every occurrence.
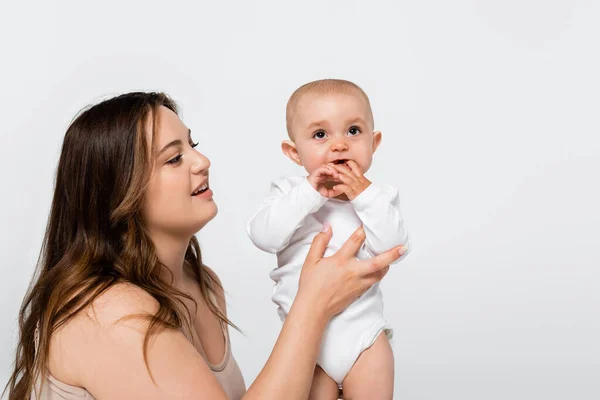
[304,154,326,171]
[304,162,321,175]
[358,153,374,173]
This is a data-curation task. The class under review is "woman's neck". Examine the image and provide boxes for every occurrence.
[150,230,190,286]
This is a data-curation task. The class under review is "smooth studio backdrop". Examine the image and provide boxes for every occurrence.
[1,1,598,399]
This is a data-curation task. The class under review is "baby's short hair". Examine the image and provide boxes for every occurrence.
[286,79,374,139]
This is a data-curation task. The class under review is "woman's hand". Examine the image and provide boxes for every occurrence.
[297,224,406,320]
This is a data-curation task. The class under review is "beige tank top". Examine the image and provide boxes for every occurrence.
[33,317,246,399]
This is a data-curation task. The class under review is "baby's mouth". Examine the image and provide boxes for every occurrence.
[332,159,349,165]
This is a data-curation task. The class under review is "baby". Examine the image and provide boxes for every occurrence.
[247,79,411,399]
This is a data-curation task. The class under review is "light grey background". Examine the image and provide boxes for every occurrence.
[1,0,598,399]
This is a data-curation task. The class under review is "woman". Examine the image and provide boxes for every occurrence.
[5,92,404,399]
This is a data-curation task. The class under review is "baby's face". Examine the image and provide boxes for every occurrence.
[289,92,380,175]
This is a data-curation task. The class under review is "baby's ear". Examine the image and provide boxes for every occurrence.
[281,140,303,166]
[372,131,383,153]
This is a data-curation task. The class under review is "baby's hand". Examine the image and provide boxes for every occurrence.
[307,165,345,198]
[330,160,371,201]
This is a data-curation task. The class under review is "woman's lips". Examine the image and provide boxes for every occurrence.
[193,188,213,199]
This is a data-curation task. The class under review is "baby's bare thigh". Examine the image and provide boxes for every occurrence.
[309,366,339,400]
[341,333,394,400]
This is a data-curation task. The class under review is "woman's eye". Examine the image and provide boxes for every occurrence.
[167,154,183,165]
[191,141,199,148]
[313,131,327,139]
[348,126,361,136]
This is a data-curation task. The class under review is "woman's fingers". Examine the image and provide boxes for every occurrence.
[305,223,333,265]
[335,226,366,260]
[353,264,389,300]
[362,265,390,286]
[357,246,405,276]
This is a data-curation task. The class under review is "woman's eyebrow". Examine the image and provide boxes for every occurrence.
[158,140,182,155]
[158,129,192,155]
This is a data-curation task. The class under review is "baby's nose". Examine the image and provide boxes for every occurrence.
[330,138,349,152]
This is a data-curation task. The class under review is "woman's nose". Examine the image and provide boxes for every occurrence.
[190,152,211,174]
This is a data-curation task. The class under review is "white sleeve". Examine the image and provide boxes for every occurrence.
[351,184,411,264]
[246,177,328,254]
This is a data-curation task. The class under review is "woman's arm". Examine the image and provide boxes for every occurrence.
[51,226,404,399]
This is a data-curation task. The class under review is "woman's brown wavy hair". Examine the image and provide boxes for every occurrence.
[4,92,234,399]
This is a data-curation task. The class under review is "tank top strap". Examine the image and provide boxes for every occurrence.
[204,276,233,372]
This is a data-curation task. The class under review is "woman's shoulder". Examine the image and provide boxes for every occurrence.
[67,282,160,330]
[48,282,228,398]
[91,282,160,319]
[48,283,159,384]
[203,265,221,287]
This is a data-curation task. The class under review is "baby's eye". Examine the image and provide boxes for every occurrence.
[167,154,183,165]
[347,126,361,136]
[313,130,327,139]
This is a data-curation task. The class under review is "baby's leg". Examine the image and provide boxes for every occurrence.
[341,332,394,400]
[309,366,339,400]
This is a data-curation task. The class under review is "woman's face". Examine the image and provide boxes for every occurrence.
[142,106,217,240]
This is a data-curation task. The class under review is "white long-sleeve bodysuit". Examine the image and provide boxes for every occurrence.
[247,176,411,383]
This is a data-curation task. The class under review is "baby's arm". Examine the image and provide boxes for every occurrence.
[247,177,328,254]
[351,184,411,264]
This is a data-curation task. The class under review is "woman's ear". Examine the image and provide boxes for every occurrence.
[281,140,303,166]
[372,131,383,153]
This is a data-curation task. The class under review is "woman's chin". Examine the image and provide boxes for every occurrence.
[193,203,218,232]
